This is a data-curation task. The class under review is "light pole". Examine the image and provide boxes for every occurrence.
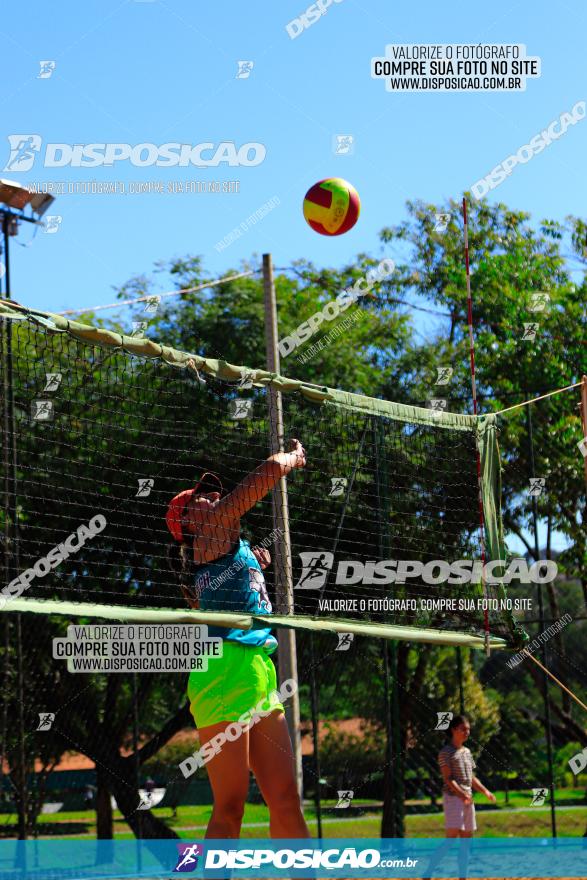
[0,180,54,839]
[0,179,54,300]
[262,253,304,799]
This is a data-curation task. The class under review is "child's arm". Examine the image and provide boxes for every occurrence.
[214,439,306,521]
[440,765,473,804]
[472,776,496,802]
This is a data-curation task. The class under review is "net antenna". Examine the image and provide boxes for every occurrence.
[462,197,491,654]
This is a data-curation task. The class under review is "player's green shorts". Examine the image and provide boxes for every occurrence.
[187,641,284,729]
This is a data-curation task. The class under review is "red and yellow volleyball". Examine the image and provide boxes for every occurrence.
[303,178,360,236]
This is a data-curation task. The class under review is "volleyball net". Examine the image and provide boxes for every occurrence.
[0,299,526,650]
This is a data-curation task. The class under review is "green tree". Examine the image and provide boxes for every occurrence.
[2,195,584,844]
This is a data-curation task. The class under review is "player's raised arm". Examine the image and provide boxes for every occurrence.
[216,439,306,521]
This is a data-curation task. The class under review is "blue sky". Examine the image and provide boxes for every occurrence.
[2,0,586,317]
[2,0,584,555]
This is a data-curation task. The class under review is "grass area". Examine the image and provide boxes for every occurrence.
[404,788,585,810]
[478,788,584,809]
[405,809,584,838]
[2,792,584,839]
[21,787,585,829]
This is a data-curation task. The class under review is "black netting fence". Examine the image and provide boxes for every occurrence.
[1,308,584,842]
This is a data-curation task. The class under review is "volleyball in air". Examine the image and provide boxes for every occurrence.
[303,178,360,236]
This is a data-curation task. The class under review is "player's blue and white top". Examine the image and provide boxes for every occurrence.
[191,538,277,653]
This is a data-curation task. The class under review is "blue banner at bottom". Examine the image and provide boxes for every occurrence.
[0,838,585,879]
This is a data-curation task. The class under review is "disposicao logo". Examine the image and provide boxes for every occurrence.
[4,136,266,171]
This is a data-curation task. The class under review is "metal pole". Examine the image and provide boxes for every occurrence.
[374,420,404,837]
[3,212,11,300]
[0,221,9,820]
[456,647,465,715]
[579,377,587,612]
[525,399,557,838]
[131,673,143,841]
[0,609,9,815]
[309,635,323,839]
[262,253,303,798]
[462,198,490,654]
[1,212,28,839]
[580,376,587,490]
[381,640,399,836]
[131,672,144,874]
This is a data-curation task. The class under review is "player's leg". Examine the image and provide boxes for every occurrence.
[198,721,250,839]
[187,643,254,838]
[249,709,310,838]
[457,831,473,880]
[422,794,461,879]
[422,831,459,878]
[456,803,475,877]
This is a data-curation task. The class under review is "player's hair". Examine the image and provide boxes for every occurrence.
[167,541,193,596]
[446,714,470,740]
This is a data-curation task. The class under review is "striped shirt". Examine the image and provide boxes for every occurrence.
[438,744,476,795]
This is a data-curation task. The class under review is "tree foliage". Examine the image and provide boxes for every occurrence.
[1,196,584,840]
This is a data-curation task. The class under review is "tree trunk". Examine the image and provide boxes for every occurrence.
[544,521,570,714]
[77,700,191,840]
[525,661,586,746]
[381,642,406,837]
[96,767,113,839]
[100,755,179,840]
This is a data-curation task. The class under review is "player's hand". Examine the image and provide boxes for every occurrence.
[288,438,307,469]
[462,794,473,805]
[486,791,496,803]
[253,547,271,569]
